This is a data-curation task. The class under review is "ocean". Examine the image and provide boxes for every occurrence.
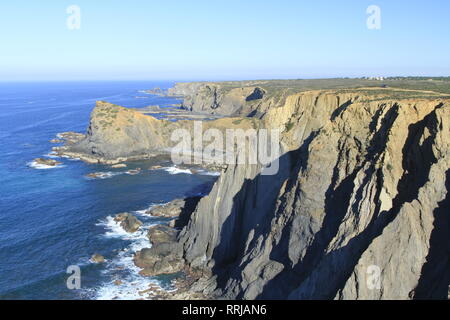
[0,81,218,299]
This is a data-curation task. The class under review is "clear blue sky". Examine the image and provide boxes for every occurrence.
[1,0,449,81]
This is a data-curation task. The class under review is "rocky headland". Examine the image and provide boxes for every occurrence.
[61,80,449,300]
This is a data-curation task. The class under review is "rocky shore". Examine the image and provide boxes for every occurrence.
[51,80,450,300]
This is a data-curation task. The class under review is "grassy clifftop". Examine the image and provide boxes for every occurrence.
[169,78,450,116]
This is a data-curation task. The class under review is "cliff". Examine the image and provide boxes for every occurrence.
[177,89,450,300]
[168,82,273,117]
[65,84,449,299]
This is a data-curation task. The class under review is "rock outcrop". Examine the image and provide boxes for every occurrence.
[91,253,105,263]
[33,158,62,167]
[134,235,184,277]
[114,213,142,233]
[147,225,178,245]
[168,82,271,116]
[61,101,260,164]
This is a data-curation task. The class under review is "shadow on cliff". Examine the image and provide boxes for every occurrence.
[209,133,317,298]
[254,105,401,299]
[282,103,446,299]
[414,169,450,299]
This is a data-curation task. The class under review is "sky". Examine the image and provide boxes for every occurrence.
[0,0,449,81]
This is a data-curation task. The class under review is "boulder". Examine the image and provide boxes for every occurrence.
[126,168,141,175]
[114,213,142,233]
[33,158,62,166]
[111,163,127,168]
[91,253,105,263]
[146,199,186,218]
[85,172,111,179]
[147,225,178,245]
[134,242,183,277]
[146,197,201,224]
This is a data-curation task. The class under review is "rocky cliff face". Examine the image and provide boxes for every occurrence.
[178,90,450,300]
[168,82,278,117]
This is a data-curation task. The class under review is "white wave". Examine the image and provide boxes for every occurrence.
[93,215,176,300]
[96,215,154,241]
[95,260,163,300]
[197,169,221,176]
[46,152,80,161]
[45,151,61,159]
[27,161,65,170]
[134,204,158,216]
[163,166,192,175]
[85,171,124,180]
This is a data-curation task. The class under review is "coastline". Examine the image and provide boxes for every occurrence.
[20,79,450,300]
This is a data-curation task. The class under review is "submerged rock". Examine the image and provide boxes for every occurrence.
[126,168,141,175]
[114,213,142,233]
[85,172,112,179]
[111,163,127,168]
[91,253,105,263]
[33,158,62,166]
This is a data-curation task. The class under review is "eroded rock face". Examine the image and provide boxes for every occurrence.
[114,213,142,233]
[178,91,450,300]
[33,158,62,166]
[168,83,269,116]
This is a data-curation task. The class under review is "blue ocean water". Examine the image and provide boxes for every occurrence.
[0,81,217,300]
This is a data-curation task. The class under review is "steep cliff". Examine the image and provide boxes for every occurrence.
[168,82,279,117]
[178,90,450,300]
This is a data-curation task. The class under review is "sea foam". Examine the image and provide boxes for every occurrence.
[93,211,174,300]
[163,166,192,175]
[27,161,65,170]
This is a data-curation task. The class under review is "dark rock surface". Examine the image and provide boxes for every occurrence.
[114,213,142,233]
[146,196,201,229]
[147,225,178,245]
